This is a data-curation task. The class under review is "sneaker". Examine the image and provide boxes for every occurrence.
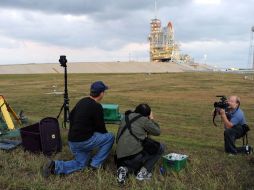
[117,166,128,184]
[246,145,253,155]
[41,160,55,178]
[136,167,152,181]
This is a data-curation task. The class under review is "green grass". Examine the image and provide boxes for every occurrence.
[0,72,254,190]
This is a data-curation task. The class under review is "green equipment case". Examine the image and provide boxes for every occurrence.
[102,104,121,124]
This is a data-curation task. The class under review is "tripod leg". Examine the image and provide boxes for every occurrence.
[63,103,70,128]
[57,103,65,119]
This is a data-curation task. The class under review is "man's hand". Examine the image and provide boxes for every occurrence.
[219,109,233,128]
[149,111,154,120]
[219,109,226,116]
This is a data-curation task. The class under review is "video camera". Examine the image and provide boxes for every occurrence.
[214,95,229,110]
[212,95,229,126]
[59,55,67,68]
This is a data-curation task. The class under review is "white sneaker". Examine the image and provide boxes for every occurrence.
[117,166,128,184]
[246,145,253,155]
[136,167,152,181]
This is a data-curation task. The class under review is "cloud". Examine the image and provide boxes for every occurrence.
[0,0,189,20]
[159,0,254,42]
[181,40,249,68]
[0,36,22,49]
[0,8,149,49]
[0,0,253,68]
[0,38,149,65]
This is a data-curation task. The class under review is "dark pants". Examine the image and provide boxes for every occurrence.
[117,143,165,174]
[224,125,245,154]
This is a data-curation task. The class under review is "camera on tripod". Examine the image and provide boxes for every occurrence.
[57,55,70,128]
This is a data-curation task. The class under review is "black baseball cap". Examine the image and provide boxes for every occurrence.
[90,81,108,93]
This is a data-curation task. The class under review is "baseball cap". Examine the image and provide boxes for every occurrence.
[90,81,108,93]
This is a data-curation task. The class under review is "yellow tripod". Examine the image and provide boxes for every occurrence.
[0,95,22,131]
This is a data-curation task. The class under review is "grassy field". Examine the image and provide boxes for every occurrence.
[0,72,254,190]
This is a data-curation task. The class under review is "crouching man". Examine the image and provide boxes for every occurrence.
[42,81,114,177]
[116,104,164,184]
[219,95,252,155]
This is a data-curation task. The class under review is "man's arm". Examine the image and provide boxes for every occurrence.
[219,109,233,128]
[94,104,108,133]
[143,112,161,136]
[144,119,161,136]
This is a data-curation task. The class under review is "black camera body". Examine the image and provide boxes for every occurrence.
[214,95,229,111]
[59,55,67,68]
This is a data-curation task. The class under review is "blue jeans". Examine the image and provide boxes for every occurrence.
[54,132,114,175]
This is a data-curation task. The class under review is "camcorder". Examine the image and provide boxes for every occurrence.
[214,95,229,110]
[59,55,67,68]
[212,95,229,126]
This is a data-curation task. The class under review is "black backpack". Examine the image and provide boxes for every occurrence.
[20,117,62,156]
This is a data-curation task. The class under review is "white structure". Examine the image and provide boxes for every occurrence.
[248,26,254,69]
[252,26,254,69]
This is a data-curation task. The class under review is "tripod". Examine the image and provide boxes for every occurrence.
[57,55,70,128]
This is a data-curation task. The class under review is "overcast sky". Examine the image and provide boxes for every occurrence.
[0,0,253,68]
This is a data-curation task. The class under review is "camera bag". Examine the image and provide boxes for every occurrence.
[20,117,62,156]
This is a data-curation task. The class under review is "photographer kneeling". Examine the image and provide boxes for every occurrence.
[115,104,164,184]
[42,81,114,177]
[219,95,252,155]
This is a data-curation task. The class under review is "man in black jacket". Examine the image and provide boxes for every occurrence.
[42,81,114,177]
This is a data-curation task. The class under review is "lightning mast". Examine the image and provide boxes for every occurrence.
[248,26,254,69]
[252,26,254,69]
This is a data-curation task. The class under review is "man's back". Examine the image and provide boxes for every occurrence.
[116,113,160,159]
[68,97,107,142]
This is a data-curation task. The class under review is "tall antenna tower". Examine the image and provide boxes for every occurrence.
[248,26,254,69]
[154,0,157,19]
[252,26,254,69]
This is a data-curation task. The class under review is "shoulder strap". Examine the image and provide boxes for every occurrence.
[116,114,142,143]
[125,115,143,142]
